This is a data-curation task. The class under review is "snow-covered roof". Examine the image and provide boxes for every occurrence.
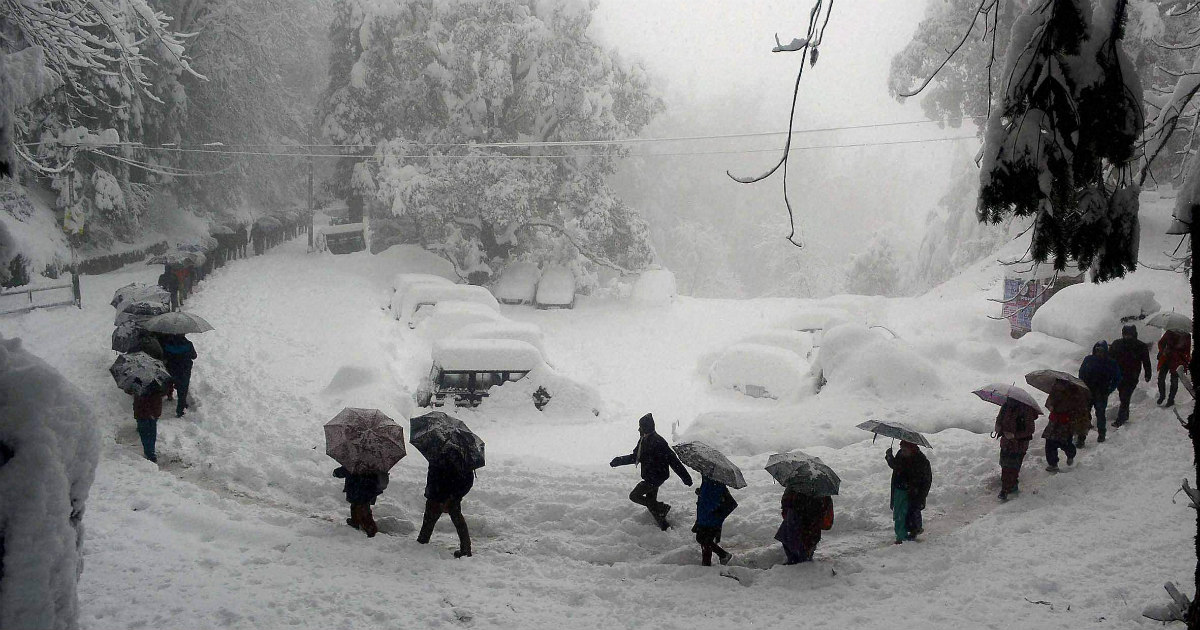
[432,338,545,372]
[451,321,546,354]
[319,223,365,236]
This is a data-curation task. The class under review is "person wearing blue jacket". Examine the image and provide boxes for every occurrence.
[161,334,197,417]
[692,477,737,566]
[1078,341,1122,443]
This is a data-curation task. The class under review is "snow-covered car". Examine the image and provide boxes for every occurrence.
[535,265,576,309]
[774,308,852,347]
[450,320,547,356]
[417,338,546,407]
[388,273,454,312]
[395,284,500,327]
[708,342,813,401]
[415,301,508,340]
[631,268,677,306]
[696,330,815,375]
[492,262,540,305]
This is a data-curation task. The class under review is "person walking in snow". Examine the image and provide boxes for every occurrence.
[775,488,833,564]
[161,334,197,418]
[885,440,931,543]
[157,264,179,311]
[133,383,167,463]
[693,476,737,566]
[994,399,1037,501]
[333,466,389,538]
[1157,329,1191,408]
[1109,324,1152,427]
[251,223,265,256]
[416,450,475,558]
[1078,341,1122,443]
[1043,381,1079,472]
[610,413,693,530]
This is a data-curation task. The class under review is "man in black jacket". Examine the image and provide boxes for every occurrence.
[1109,324,1153,427]
[610,413,692,529]
[417,451,475,558]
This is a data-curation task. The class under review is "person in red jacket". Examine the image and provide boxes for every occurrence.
[1157,329,1191,407]
[133,383,167,462]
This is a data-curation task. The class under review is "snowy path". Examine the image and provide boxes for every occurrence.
[1,236,1196,628]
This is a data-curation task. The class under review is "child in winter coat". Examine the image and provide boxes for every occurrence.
[693,476,737,566]
[333,466,389,538]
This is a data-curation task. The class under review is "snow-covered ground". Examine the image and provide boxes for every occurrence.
[1,195,1195,629]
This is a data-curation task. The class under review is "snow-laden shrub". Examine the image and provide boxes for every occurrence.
[0,335,100,630]
[1031,280,1160,348]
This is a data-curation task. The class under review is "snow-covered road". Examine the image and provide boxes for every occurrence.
[1,223,1195,628]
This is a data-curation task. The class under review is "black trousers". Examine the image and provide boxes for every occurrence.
[629,480,668,514]
[1159,367,1180,403]
[1116,380,1137,425]
[417,497,470,552]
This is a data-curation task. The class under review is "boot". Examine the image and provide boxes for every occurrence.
[1166,398,1176,407]
[453,548,472,558]
[1158,392,1166,405]
[718,551,732,566]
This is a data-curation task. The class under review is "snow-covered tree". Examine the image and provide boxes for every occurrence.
[320,0,662,280]
[662,220,743,298]
[845,231,903,297]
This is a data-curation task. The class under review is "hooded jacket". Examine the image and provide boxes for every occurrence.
[1110,328,1151,384]
[1079,341,1122,397]
[610,414,693,487]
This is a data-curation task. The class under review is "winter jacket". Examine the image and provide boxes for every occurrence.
[1044,385,1091,436]
[694,477,736,528]
[1158,331,1192,372]
[424,459,474,503]
[775,489,833,551]
[140,334,165,361]
[1079,343,1122,397]
[995,401,1037,454]
[1041,411,1075,441]
[133,392,165,420]
[611,431,693,487]
[885,448,932,510]
[333,467,389,505]
[157,272,179,293]
[1110,337,1152,384]
[162,336,197,371]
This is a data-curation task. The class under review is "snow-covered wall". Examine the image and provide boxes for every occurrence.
[0,335,100,630]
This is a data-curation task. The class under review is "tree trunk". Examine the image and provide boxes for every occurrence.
[1190,221,1200,630]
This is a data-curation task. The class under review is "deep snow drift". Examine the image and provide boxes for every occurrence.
[0,196,1195,629]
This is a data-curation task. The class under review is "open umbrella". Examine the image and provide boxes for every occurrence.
[112,322,146,353]
[1025,369,1090,397]
[673,441,747,488]
[109,352,172,396]
[410,411,485,470]
[148,251,193,266]
[114,300,171,326]
[209,224,235,236]
[144,311,214,335]
[111,282,170,311]
[1148,312,1193,334]
[765,452,840,496]
[972,383,1044,415]
[324,408,407,475]
[856,420,932,448]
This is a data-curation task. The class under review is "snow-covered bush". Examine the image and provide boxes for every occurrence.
[845,231,904,297]
[0,335,100,630]
[707,343,814,401]
[631,268,677,306]
[1031,281,1160,347]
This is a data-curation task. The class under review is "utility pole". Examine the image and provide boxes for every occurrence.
[307,126,315,252]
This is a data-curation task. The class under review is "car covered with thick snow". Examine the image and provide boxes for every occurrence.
[707,342,813,401]
[449,320,547,356]
[535,265,575,309]
[631,268,677,306]
[388,273,454,312]
[492,262,540,305]
[415,301,509,340]
[395,283,499,328]
[418,338,546,407]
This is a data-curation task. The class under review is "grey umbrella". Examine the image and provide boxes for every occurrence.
[210,224,235,236]
[1025,369,1090,397]
[324,408,407,475]
[148,251,193,266]
[111,282,170,311]
[673,441,747,488]
[112,322,147,353]
[972,383,1044,415]
[410,411,485,470]
[114,300,171,326]
[855,420,932,448]
[144,312,214,335]
[1148,312,1192,334]
[765,451,841,496]
[109,352,172,396]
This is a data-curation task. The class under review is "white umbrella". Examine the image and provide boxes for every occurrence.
[144,312,214,335]
[972,383,1044,415]
[1147,312,1192,334]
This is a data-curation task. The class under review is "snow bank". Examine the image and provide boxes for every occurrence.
[450,320,546,356]
[1031,281,1161,347]
[708,343,814,401]
[535,265,575,308]
[492,262,539,305]
[415,301,508,340]
[483,365,604,422]
[815,324,944,398]
[630,268,677,306]
[0,335,99,630]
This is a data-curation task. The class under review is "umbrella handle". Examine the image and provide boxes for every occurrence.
[872,433,877,445]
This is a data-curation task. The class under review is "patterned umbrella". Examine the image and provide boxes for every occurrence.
[324,408,407,475]
[144,312,214,335]
[856,420,932,448]
[1025,369,1090,397]
[112,322,147,353]
[972,383,1044,415]
[1148,312,1193,334]
[114,300,171,326]
[111,282,170,311]
[673,441,747,488]
[765,451,840,496]
[109,352,171,396]
[410,411,485,470]
[148,251,193,266]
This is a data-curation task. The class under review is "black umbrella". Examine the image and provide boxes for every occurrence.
[856,420,932,448]
[410,411,485,470]
[112,322,146,353]
[765,451,840,496]
[673,441,747,488]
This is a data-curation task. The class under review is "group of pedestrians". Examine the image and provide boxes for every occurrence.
[995,323,1190,501]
